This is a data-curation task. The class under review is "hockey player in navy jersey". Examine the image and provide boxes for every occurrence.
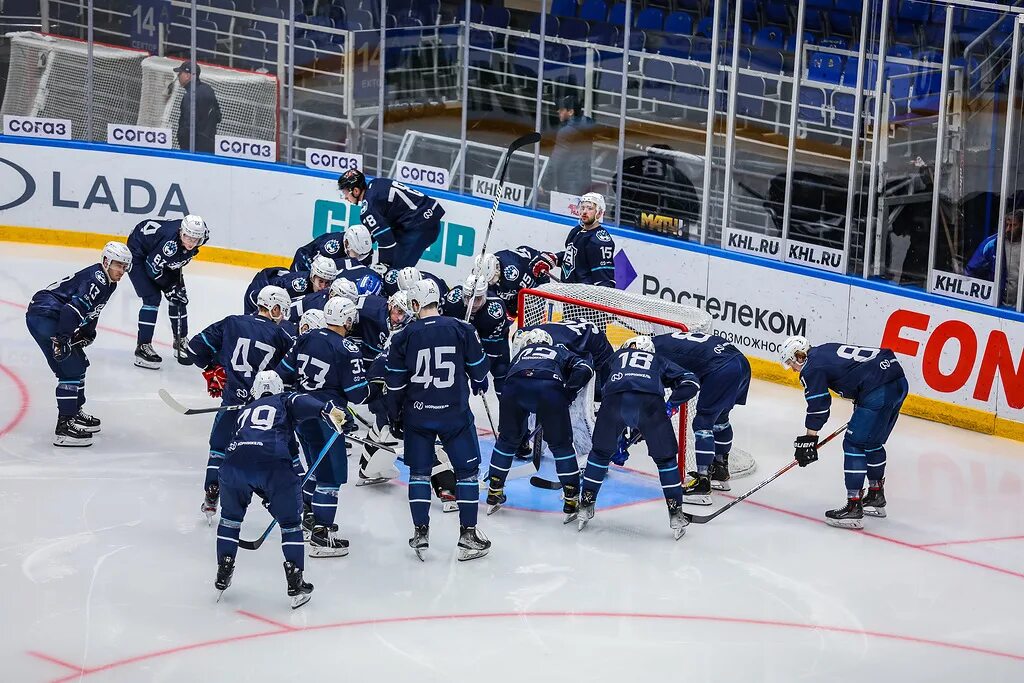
[350,292,391,360]
[652,331,751,500]
[440,275,512,395]
[381,265,449,299]
[338,169,446,269]
[557,193,615,287]
[26,242,133,446]
[277,296,368,556]
[485,329,594,520]
[187,285,295,521]
[289,277,358,324]
[242,256,338,314]
[474,247,558,315]
[213,370,350,609]
[578,337,700,539]
[781,336,908,529]
[126,215,208,368]
[291,223,374,272]
[385,279,492,561]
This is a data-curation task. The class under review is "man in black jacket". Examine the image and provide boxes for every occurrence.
[545,95,595,197]
[175,61,222,154]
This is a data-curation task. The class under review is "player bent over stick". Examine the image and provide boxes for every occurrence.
[214,370,351,609]
[486,329,594,521]
[385,279,492,561]
[578,337,700,539]
[781,336,908,529]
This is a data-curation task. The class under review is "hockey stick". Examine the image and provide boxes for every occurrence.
[238,432,339,551]
[528,427,644,490]
[158,388,244,415]
[685,422,848,525]
[464,131,541,324]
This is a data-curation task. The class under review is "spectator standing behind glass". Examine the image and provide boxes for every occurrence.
[544,95,595,197]
[965,210,1023,307]
[175,61,222,154]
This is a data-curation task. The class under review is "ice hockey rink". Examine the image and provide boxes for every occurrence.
[1,242,1022,682]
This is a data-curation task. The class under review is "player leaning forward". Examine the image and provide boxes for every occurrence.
[127,214,209,368]
[782,336,908,529]
[385,279,492,561]
[26,242,133,446]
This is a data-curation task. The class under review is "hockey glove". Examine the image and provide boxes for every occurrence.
[390,418,404,439]
[322,401,348,433]
[665,401,680,418]
[203,365,227,398]
[472,376,489,396]
[530,252,559,279]
[51,335,72,362]
[612,430,633,466]
[71,326,96,348]
[165,283,189,306]
[794,434,819,467]
[371,262,390,277]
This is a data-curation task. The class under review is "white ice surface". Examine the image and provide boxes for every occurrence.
[1,243,1023,682]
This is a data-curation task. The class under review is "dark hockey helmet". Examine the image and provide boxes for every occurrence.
[338,169,367,192]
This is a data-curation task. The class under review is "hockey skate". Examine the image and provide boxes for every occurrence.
[72,410,101,434]
[355,449,399,486]
[214,555,234,601]
[173,336,193,366]
[53,415,92,447]
[682,472,713,506]
[201,483,219,524]
[301,503,314,540]
[440,489,458,513]
[709,455,730,491]
[561,484,580,524]
[577,490,596,531]
[309,523,349,557]
[409,524,429,561]
[862,480,887,518]
[667,498,689,540]
[825,498,865,529]
[284,561,313,609]
[485,488,506,515]
[456,526,491,562]
[134,343,161,369]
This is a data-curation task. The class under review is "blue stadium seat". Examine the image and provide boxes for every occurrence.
[829,12,855,37]
[351,9,374,30]
[840,56,878,87]
[589,22,617,46]
[239,29,269,70]
[482,6,509,28]
[551,0,576,19]
[764,2,791,28]
[455,2,483,23]
[833,0,861,12]
[609,2,627,27]
[749,48,783,73]
[696,17,714,38]
[636,8,664,31]
[3,0,42,16]
[294,36,317,68]
[658,34,691,58]
[832,91,858,128]
[804,10,827,34]
[909,55,943,113]
[579,0,608,23]
[899,0,931,23]
[888,44,913,60]
[529,13,559,35]
[798,86,827,124]
[676,0,703,13]
[818,37,847,50]
[785,32,815,51]
[807,0,834,9]
[689,37,712,62]
[642,58,674,102]
[807,51,842,83]
[664,11,694,36]
[741,0,759,22]
[737,74,767,118]
[409,0,439,24]
[558,16,588,41]
[753,26,784,49]
[671,63,708,110]
[887,62,913,117]
[511,37,540,79]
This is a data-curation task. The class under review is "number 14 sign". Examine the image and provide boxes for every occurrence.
[130,0,172,54]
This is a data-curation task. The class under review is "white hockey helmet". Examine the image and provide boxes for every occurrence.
[462,273,489,299]
[780,335,810,368]
[180,214,207,242]
[343,224,373,259]
[474,253,500,285]
[577,192,606,221]
[257,285,291,321]
[622,335,655,353]
[251,369,284,399]
[408,278,440,313]
[298,308,327,334]
[397,266,422,292]
[511,327,553,358]
[310,255,339,283]
[329,277,359,302]
[324,295,358,328]
[101,241,132,271]
[387,290,413,329]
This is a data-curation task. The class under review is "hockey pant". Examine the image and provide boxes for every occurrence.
[488,376,578,491]
[217,461,305,569]
[387,207,444,269]
[206,408,239,489]
[690,354,751,473]
[26,313,90,418]
[129,265,187,344]
[403,414,481,528]
[582,392,682,504]
[843,377,908,493]
[302,420,348,527]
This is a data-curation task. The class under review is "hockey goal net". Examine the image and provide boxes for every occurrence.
[518,283,756,479]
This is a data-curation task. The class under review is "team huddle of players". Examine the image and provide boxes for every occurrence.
[25,171,909,609]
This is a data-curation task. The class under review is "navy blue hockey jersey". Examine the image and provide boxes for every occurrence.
[492,246,551,314]
[507,342,593,389]
[226,392,327,466]
[603,348,699,404]
[277,328,369,406]
[244,267,313,312]
[291,233,355,272]
[384,315,489,422]
[440,286,512,376]
[560,224,615,287]
[351,294,390,359]
[652,331,744,380]
[127,218,204,288]
[527,320,614,372]
[288,289,328,323]
[800,343,906,431]
[381,268,449,298]
[28,263,118,337]
[360,178,441,265]
[188,314,294,405]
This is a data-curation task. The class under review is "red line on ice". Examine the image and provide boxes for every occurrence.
[916,534,1024,548]
[0,298,172,348]
[0,363,31,438]
[34,610,1024,680]
[236,609,299,631]
[26,650,84,673]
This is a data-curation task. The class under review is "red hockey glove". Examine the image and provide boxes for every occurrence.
[203,365,227,398]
